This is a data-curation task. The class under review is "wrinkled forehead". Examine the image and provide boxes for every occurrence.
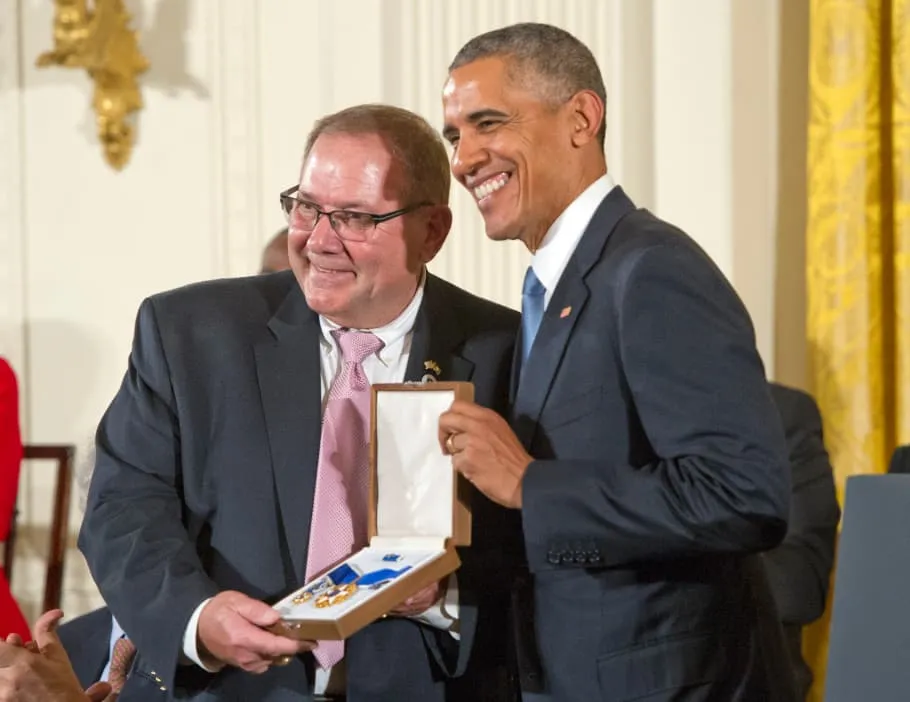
[299,132,401,205]
[443,56,547,119]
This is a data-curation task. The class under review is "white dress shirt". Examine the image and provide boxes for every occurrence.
[532,173,616,306]
[182,273,459,694]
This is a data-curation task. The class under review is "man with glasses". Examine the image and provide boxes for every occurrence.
[79,104,522,701]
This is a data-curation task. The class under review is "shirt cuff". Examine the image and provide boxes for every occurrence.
[182,598,225,672]
[408,574,460,640]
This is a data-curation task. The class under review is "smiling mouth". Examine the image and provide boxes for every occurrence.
[472,173,510,202]
[310,262,353,276]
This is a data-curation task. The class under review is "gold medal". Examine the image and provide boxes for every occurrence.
[292,591,313,605]
[315,583,357,608]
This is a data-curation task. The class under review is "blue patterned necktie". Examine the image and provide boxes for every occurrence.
[521,266,547,364]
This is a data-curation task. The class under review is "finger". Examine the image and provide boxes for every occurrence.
[3,635,21,647]
[448,399,494,420]
[33,609,64,651]
[438,410,489,439]
[234,595,283,629]
[451,453,476,479]
[24,642,37,653]
[85,681,113,701]
[437,414,476,452]
[239,625,310,658]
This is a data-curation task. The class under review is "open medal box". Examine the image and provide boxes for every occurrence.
[272,381,473,640]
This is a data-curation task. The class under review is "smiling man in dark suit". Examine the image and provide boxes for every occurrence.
[439,23,796,702]
[78,104,521,701]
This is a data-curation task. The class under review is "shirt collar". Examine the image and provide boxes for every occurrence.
[319,269,426,364]
[532,173,615,293]
[111,616,125,641]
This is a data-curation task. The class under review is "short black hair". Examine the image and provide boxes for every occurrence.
[450,22,607,148]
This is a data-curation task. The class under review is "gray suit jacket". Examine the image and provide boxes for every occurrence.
[58,606,168,701]
[79,271,522,701]
[512,187,797,701]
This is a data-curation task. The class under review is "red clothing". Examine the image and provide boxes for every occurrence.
[0,358,29,639]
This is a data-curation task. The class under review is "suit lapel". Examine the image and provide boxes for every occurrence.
[255,286,323,585]
[512,187,636,447]
[404,274,474,383]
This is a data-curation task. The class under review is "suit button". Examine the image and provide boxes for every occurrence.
[547,550,560,565]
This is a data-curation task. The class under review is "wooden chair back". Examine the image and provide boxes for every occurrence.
[2,444,74,612]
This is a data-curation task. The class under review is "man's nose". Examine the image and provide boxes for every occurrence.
[305,214,344,251]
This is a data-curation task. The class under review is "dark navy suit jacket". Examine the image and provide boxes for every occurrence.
[512,187,798,701]
[57,606,168,700]
[764,384,839,700]
[78,272,522,701]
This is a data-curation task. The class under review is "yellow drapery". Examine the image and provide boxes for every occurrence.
[804,0,910,699]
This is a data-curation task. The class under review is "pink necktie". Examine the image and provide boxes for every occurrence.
[107,636,136,693]
[306,329,384,669]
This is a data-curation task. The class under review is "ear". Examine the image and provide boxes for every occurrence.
[419,205,453,263]
[568,90,605,148]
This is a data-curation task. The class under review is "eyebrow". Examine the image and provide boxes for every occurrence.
[442,108,509,140]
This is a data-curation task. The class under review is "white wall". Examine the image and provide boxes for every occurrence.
[0,0,783,619]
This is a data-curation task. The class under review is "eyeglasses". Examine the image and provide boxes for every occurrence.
[279,186,432,242]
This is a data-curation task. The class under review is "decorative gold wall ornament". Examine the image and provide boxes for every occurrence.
[36,0,150,170]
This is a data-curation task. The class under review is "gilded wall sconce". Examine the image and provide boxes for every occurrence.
[36,0,150,170]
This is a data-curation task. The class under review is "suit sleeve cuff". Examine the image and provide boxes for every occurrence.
[182,598,224,672]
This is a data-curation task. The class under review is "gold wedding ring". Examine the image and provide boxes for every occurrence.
[446,433,457,455]
[273,655,293,667]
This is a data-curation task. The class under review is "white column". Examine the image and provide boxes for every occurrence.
[651,0,779,372]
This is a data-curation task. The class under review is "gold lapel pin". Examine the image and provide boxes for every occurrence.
[560,306,572,318]
[421,359,441,383]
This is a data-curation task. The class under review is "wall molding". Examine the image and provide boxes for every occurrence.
[0,0,27,373]
[209,0,263,278]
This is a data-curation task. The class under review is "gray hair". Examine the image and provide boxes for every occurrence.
[449,22,607,147]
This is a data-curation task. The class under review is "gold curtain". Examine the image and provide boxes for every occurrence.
[804,0,910,700]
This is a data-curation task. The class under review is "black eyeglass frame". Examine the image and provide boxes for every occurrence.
[279,185,433,238]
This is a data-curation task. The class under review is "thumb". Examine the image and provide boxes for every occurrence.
[85,681,113,701]
[233,594,281,628]
[33,609,65,653]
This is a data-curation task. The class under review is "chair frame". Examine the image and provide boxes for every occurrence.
[3,444,74,612]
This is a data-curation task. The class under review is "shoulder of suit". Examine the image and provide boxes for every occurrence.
[609,210,712,257]
[767,382,822,427]
[143,270,297,322]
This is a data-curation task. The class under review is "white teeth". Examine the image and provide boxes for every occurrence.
[472,174,509,201]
